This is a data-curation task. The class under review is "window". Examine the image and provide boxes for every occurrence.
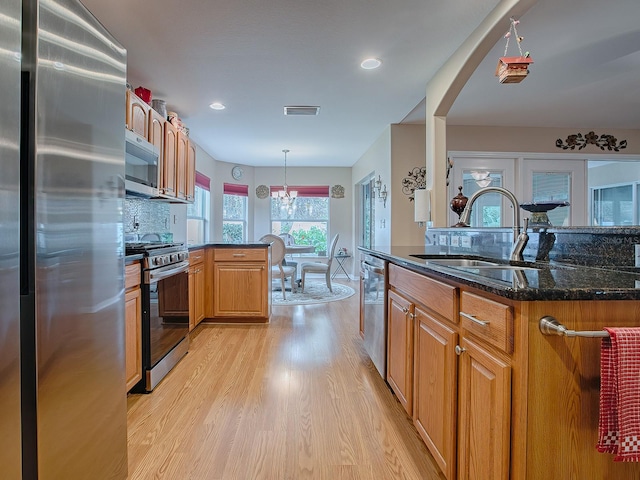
[360,177,375,248]
[223,183,248,243]
[460,171,505,227]
[270,185,329,255]
[187,172,210,244]
[591,183,635,226]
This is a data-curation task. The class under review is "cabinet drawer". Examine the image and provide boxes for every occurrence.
[214,248,267,262]
[189,248,205,264]
[389,264,457,322]
[125,262,141,290]
[460,291,513,354]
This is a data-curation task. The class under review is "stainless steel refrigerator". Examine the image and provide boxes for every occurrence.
[1,0,128,477]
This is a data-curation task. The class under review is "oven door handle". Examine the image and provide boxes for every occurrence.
[145,261,190,283]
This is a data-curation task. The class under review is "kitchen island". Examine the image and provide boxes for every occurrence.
[360,230,640,480]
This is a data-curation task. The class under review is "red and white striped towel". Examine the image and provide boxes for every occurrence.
[597,327,640,462]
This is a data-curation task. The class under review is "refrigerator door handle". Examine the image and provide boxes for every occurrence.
[19,70,34,297]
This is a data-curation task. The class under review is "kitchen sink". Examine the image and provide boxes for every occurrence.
[425,258,500,267]
[425,258,541,271]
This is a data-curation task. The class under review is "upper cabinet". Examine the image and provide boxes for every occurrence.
[125,89,195,203]
[126,89,149,138]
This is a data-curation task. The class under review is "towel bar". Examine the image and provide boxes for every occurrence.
[539,316,610,338]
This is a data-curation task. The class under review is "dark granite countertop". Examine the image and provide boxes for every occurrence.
[188,242,268,250]
[125,254,144,263]
[359,246,640,301]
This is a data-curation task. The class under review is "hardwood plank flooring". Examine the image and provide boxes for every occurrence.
[126,280,446,480]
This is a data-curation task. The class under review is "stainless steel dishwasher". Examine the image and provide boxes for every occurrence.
[360,254,387,379]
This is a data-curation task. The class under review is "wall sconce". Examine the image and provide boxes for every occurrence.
[414,188,430,227]
[374,175,382,195]
[379,184,387,208]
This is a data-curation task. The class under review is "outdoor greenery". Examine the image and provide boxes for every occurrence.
[223,194,246,242]
[290,226,327,254]
[222,222,244,243]
[271,196,329,255]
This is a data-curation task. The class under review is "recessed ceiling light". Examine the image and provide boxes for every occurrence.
[209,102,226,110]
[360,58,382,70]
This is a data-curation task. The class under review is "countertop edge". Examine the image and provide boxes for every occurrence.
[359,246,640,301]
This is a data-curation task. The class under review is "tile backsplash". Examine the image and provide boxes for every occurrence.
[124,197,171,239]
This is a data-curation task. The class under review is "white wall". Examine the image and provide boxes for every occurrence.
[252,166,353,257]
[191,142,354,269]
[352,126,391,248]
[448,126,640,155]
[390,124,427,246]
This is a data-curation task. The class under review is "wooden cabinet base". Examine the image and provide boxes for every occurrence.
[200,316,270,324]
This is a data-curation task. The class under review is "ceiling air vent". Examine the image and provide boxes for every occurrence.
[284,105,320,116]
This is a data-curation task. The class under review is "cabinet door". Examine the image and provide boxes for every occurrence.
[162,122,177,196]
[194,263,205,325]
[359,270,365,338]
[414,307,458,480]
[125,287,142,392]
[176,132,188,200]
[126,90,148,137]
[387,289,413,415]
[186,139,196,202]
[213,262,268,318]
[457,336,511,480]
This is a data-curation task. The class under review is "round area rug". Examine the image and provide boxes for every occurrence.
[272,282,355,306]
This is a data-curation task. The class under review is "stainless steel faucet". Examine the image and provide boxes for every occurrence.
[457,186,529,261]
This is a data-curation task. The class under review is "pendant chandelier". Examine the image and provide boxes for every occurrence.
[272,149,297,208]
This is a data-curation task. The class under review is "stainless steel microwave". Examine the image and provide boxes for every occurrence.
[124,129,160,197]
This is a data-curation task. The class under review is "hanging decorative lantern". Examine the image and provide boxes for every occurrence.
[496,17,533,84]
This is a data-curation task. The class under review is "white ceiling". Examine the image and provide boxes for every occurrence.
[81,0,640,167]
[446,0,640,130]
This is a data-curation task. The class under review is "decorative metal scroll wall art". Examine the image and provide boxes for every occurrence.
[555,131,627,152]
[402,167,426,201]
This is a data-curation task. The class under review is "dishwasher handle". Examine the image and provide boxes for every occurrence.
[362,261,385,276]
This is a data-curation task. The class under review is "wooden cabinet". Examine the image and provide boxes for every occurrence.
[161,121,177,198]
[414,307,458,480]
[387,289,414,415]
[186,139,196,202]
[207,247,271,321]
[176,131,188,200]
[125,90,195,203]
[358,268,365,338]
[189,249,205,331]
[456,291,513,480]
[126,90,149,137]
[124,262,142,392]
[457,336,511,480]
[388,264,459,479]
[148,108,165,161]
[380,261,640,480]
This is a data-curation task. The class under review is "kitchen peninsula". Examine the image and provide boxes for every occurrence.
[191,243,272,324]
[360,227,640,480]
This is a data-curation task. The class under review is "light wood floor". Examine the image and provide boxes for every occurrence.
[126,280,445,480]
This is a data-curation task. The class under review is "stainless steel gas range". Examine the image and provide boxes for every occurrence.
[126,242,190,392]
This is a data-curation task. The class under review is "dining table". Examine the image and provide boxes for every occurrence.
[283,244,315,287]
[284,244,315,255]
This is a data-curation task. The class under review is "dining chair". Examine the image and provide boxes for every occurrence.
[259,234,297,300]
[279,233,298,273]
[300,233,339,293]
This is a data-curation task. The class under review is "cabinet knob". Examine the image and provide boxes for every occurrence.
[402,306,409,314]
[408,313,416,320]
[455,345,466,356]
